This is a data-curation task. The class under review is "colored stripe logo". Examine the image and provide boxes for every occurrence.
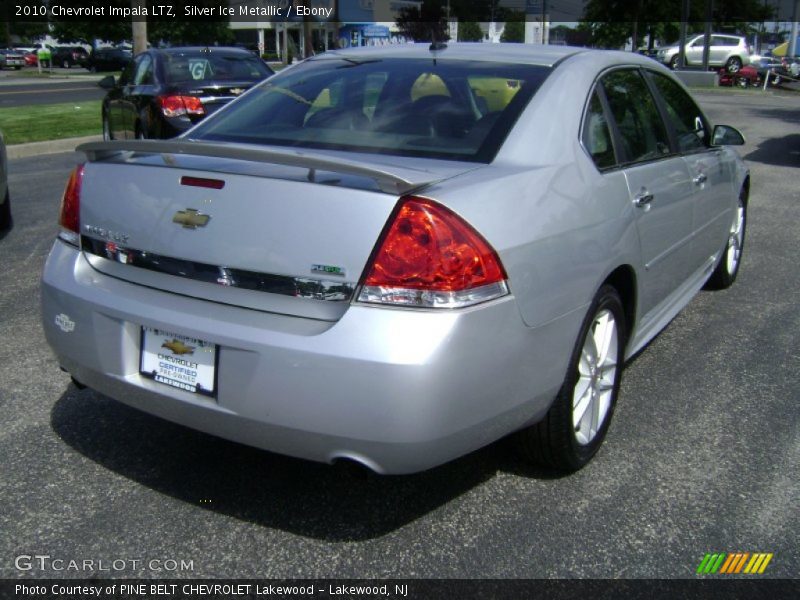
[697,552,773,574]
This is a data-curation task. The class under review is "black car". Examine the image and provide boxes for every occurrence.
[52,46,89,69]
[100,47,274,140]
[87,47,132,72]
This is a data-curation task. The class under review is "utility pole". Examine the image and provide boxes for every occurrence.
[678,0,690,69]
[132,0,147,55]
[789,0,799,58]
[701,0,713,70]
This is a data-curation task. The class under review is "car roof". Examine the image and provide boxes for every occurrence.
[309,42,582,67]
[307,43,665,73]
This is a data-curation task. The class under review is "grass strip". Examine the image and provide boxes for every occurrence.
[0,100,102,144]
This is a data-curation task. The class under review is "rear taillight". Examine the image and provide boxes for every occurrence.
[357,196,508,309]
[158,95,205,117]
[58,164,84,246]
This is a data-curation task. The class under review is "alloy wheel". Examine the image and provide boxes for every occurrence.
[573,309,618,445]
[726,198,745,275]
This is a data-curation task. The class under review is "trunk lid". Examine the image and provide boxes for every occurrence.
[77,140,479,321]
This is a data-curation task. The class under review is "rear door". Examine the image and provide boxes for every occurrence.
[125,52,157,138]
[107,59,135,139]
[600,68,695,316]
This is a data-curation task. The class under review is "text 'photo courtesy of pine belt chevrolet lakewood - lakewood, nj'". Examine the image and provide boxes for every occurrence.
[41,43,749,474]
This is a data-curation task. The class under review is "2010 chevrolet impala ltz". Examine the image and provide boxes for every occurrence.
[41,44,749,474]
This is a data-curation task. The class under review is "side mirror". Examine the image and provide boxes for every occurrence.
[98,75,116,90]
[712,124,745,146]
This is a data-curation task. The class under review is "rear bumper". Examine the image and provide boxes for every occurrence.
[42,242,578,473]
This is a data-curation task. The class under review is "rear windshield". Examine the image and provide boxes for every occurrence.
[189,58,551,163]
[164,52,272,84]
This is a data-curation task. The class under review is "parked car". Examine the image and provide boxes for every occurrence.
[42,44,749,474]
[99,46,274,140]
[52,46,89,69]
[86,47,132,72]
[656,33,751,72]
[718,64,760,87]
[0,131,11,231]
[23,52,38,67]
[0,48,25,70]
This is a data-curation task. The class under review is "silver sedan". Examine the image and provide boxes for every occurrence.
[41,44,748,474]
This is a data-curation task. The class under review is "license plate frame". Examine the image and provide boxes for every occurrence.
[139,327,218,397]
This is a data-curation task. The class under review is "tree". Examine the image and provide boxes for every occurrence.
[395,0,450,42]
[458,21,483,42]
[50,21,130,47]
[148,21,233,46]
[578,0,774,50]
[500,12,525,43]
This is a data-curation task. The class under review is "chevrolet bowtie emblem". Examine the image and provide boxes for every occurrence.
[230,87,245,95]
[173,209,211,229]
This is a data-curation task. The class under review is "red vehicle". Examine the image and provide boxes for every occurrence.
[24,52,38,66]
[719,65,760,87]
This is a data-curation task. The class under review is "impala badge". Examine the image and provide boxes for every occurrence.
[173,209,211,229]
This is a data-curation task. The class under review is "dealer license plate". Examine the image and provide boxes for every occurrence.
[140,327,217,396]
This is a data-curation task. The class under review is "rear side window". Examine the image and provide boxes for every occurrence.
[601,69,671,164]
[189,58,551,163]
[582,91,616,169]
[648,72,709,152]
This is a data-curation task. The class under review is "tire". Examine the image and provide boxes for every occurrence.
[135,124,146,140]
[726,56,742,74]
[88,65,97,73]
[102,113,113,141]
[516,285,627,472]
[0,191,12,231]
[737,77,750,88]
[669,55,679,70]
[705,187,747,290]
[62,60,70,69]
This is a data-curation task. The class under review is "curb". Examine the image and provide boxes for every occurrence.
[7,135,102,160]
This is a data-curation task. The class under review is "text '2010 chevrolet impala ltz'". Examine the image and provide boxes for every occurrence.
[41,44,748,474]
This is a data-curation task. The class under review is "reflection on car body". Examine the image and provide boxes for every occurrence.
[41,44,749,474]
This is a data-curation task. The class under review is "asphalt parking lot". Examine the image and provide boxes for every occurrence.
[1,89,798,580]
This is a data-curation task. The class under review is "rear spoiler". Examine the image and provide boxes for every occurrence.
[77,140,432,195]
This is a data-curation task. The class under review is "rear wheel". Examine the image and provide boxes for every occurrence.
[726,56,743,73]
[669,55,679,70]
[0,191,12,231]
[516,285,626,472]
[706,187,747,289]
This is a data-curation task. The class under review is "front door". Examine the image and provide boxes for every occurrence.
[601,69,696,316]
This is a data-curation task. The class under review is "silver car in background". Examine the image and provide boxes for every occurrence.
[657,33,751,71]
[41,45,749,474]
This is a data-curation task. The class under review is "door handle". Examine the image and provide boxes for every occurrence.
[633,190,654,207]
[693,173,707,185]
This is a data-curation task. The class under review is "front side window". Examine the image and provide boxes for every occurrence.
[601,69,671,164]
[134,54,153,85]
[649,72,709,152]
[189,58,551,163]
